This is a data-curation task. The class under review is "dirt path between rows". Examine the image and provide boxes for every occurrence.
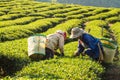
[102,61,120,80]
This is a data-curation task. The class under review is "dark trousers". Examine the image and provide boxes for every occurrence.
[43,47,54,59]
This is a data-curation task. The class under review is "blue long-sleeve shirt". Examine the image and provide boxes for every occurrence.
[78,33,102,59]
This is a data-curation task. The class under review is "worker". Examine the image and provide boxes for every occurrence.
[44,30,67,59]
[70,27,104,61]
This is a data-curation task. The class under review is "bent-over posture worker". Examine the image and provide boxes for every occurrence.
[44,30,67,59]
[70,27,104,61]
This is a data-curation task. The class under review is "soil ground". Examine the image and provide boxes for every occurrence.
[102,57,120,80]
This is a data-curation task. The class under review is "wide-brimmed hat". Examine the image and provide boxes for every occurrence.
[70,27,85,38]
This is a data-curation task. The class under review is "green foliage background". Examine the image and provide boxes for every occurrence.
[0,0,120,79]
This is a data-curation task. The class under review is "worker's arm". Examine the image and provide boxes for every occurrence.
[73,40,85,57]
[78,41,85,53]
[54,51,61,56]
[58,36,65,56]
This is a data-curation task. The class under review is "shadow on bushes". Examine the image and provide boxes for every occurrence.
[0,55,30,78]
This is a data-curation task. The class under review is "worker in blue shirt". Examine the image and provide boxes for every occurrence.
[70,27,104,61]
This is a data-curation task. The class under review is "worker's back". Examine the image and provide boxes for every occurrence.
[46,33,64,52]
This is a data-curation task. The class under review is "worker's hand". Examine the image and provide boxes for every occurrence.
[81,50,86,56]
[61,53,64,56]
[73,51,79,57]
[54,52,61,56]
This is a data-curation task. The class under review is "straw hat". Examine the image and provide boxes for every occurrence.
[70,27,85,38]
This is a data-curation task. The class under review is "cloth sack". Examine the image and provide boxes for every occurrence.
[28,34,46,60]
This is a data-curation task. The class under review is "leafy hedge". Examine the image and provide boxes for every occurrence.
[0,17,43,28]
[105,16,120,23]
[3,42,104,80]
[85,20,109,38]
[110,22,120,50]
[43,19,84,36]
[0,0,120,79]
[9,58,104,80]
[0,18,65,42]
[85,9,120,21]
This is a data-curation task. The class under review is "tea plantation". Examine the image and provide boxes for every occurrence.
[0,0,120,80]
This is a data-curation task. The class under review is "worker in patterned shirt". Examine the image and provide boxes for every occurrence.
[44,30,67,59]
